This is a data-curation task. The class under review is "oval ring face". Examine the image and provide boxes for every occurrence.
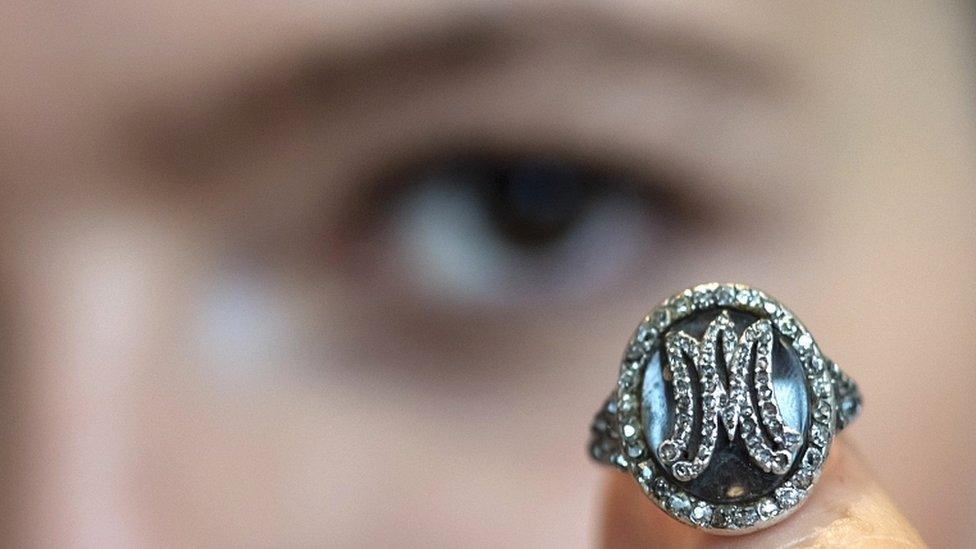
[614,284,836,533]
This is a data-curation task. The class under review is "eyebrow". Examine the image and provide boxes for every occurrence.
[125,3,786,179]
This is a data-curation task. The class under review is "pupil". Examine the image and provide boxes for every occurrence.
[486,159,590,247]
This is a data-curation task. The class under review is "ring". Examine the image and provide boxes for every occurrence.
[588,283,862,534]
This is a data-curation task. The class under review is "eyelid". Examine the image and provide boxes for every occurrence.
[122,3,791,197]
[341,145,733,248]
[142,60,793,251]
[121,1,784,159]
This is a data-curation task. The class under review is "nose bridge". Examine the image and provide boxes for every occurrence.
[8,225,154,548]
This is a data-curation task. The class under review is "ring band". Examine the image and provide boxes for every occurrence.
[588,283,862,534]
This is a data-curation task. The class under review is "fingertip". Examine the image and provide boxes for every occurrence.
[599,440,926,548]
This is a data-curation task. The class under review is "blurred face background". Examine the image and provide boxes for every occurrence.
[1,1,974,547]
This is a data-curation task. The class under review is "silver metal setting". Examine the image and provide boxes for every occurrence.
[588,283,862,534]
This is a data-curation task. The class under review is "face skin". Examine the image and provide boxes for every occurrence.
[1,1,974,546]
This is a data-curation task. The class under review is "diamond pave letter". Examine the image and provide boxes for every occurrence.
[657,311,802,481]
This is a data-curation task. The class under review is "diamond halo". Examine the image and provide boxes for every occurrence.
[593,283,854,534]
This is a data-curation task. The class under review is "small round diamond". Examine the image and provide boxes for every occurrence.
[775,486,801,508]
[736,290,752,305]
[757,499,778,520]
[690,503,713,526]
[638,462,654,481]
[737,507,759,527]
[626,443,645,458]
[668,493,691,516]
[712,506,734,528]
[803,447,824,469]
[658,441,679,463]
[652,477,670,499]
[716,285,735,305]
[814,401,832,422]
[811,422,830,447]
[673,295,692,317]
[652,307,671,329]
[693,287,715,309]
[794,468,815,489]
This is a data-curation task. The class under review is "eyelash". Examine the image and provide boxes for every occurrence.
[330,146,714,310]
[347,146,701,242]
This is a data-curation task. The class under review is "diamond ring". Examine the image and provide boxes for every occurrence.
[589,283,862,534]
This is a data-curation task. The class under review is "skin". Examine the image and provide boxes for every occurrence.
[602,441,924,548]
[1,1,973,547]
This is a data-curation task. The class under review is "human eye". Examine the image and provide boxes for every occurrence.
[345,150,705,312]
[132,9,788,330]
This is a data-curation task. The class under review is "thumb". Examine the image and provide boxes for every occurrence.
[599,439,925,548]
